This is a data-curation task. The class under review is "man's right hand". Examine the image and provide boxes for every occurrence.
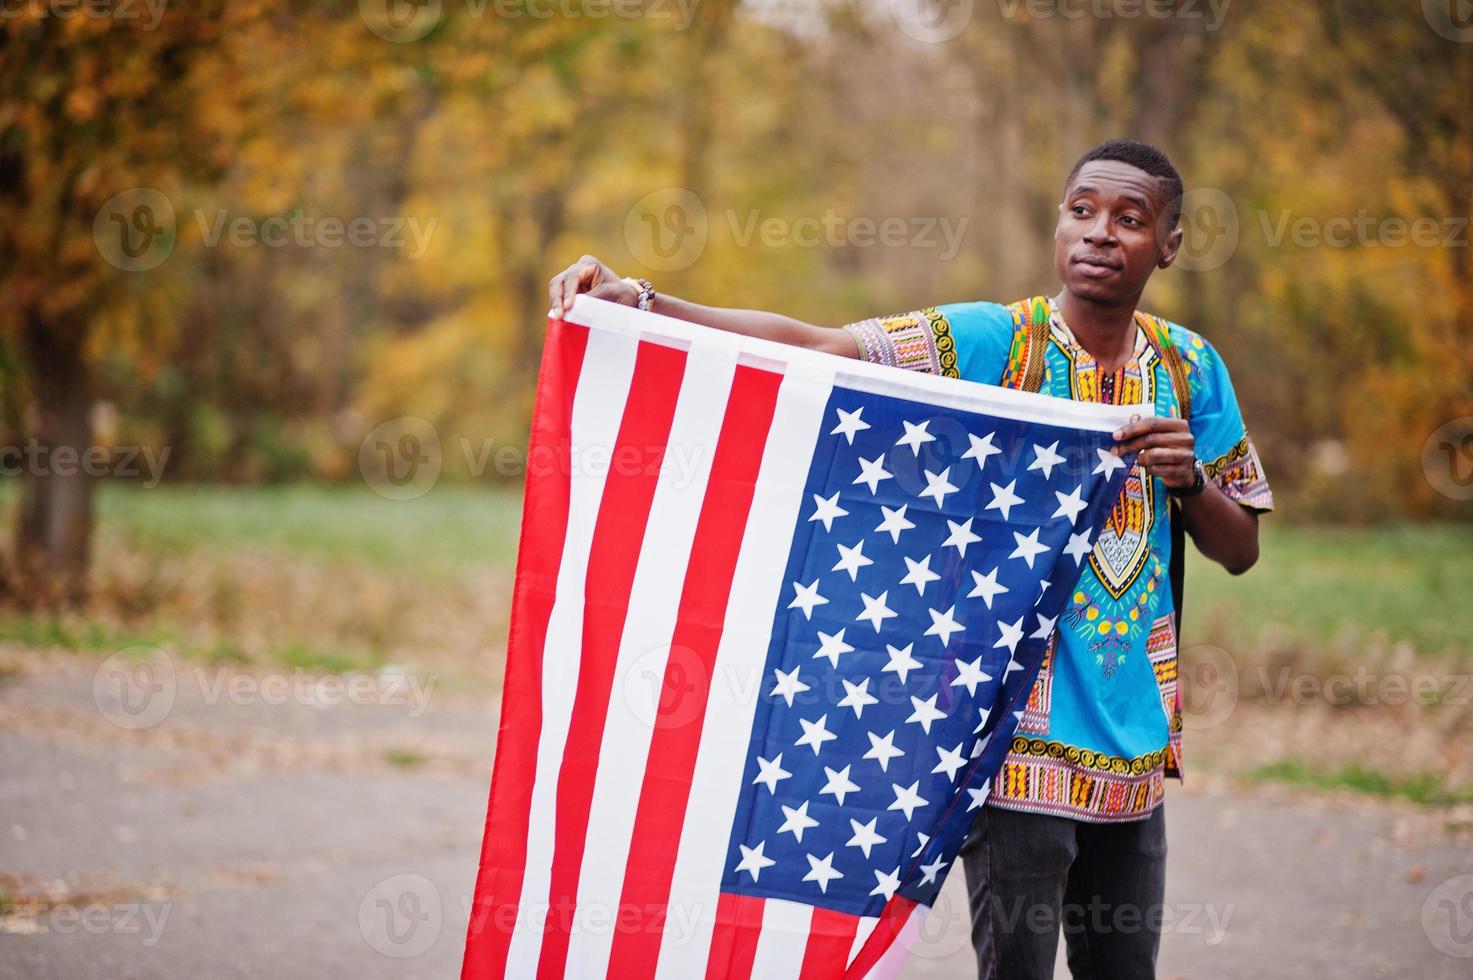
[549,255,636,319]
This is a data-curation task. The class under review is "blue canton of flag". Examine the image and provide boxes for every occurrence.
[721,383,1134,917]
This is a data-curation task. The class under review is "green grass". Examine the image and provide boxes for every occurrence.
[87,481,525,572]
[1245,760,1473,807]
[1185,522,1473,662]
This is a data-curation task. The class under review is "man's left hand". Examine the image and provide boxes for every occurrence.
[1112,415,1198,491]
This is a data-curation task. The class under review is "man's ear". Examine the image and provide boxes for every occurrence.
[1157,224,1184,269]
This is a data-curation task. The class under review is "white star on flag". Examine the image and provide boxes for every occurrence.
[994,615,1024,655]
[856,590,897,631]
[778,801,819,841]
[920,467,959,508]
[925,605,965,647]
[837,678,878,718]
[919,855,949,886]
[888,780,928,821]
[871,867,901,901]
[734,841,776,881]
[1093,446,1126,478]
[968,566,1009,609]
[808,491,849,532]
[1009,527,1051,568]
[882,643,922,684]
[788,580,827,619]
[819,765,861,806]
[1031,613,1058,640]
[812,629,855,669]
[986,479,1025,521]
[1029,440,1066,479]
[795,714,836,755]
[932,742,968,781]
[900,555,940,595]
[942,517,982,556]
[1052,485,1088,524]
[832,539,873,581]
[951,655,993,696]
[769,666,809,707]
[752,754,792,793]
[830,406,870,444]
[963,430,1001,468]
[1064,529,1094,565]
[897,419,937,455]
[863,729,905,771]
[853,455,893,494]
[803,852,843,893]
[906,694,946,734]
[875,504,915,543]
[846,817,887,859]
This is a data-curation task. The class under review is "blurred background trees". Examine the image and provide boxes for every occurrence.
[1,0,1470,602]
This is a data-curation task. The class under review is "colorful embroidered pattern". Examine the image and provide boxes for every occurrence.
[841,308,959,377]
[1205,433,1275,511]
[989,736,1165,822]
[1018,632,1056,735]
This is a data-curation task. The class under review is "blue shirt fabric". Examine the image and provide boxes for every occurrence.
[843,297,1273,822]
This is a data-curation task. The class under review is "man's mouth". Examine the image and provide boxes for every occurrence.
[1072,254,1121,275]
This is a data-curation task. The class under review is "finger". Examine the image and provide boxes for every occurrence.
[1139,447,1194,469]
[1115,431,1195,456]
[1112,416,1188,441]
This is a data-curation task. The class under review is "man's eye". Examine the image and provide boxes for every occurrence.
[1120,215,1140,226]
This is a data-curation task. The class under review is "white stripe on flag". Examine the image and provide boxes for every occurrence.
[846,916,879,968]
[505,325,640,976]
[749,898,814,980]
[565,342,738,978]
[654,363,835,980]
[860,906,924,980]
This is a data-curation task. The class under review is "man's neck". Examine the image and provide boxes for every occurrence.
[1053,289,1141,373]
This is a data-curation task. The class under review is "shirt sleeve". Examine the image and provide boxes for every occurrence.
[840,301,1014,384]
[1179,330,1275,512]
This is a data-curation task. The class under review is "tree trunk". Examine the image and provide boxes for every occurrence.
[13,312,93,606]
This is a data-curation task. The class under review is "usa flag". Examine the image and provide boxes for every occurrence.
[463,296,1140,979]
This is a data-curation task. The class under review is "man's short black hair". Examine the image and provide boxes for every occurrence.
[1065,139,1184,227]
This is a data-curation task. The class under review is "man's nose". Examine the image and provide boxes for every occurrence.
[1083,213,1115,245]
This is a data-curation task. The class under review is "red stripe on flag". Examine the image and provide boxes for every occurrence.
[604,364,784,979]
[798,908,862,980]
[843,897,918,979]
[462,318,589,979]
[703,892,765,980]
[535,339,689,980]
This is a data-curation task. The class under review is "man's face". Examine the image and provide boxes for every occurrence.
[1053,160,1183,305]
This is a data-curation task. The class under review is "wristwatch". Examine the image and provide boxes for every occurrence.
[1168,457,1208,498]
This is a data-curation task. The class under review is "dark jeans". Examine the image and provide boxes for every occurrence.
[957,803,1167,980]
